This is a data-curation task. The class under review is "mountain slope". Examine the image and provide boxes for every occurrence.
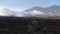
[24,5,60,17]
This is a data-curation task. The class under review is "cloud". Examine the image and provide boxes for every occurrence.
[21,10,45,17]
[9,8,23,12]
[0,6,45,17]
[0,7,11,16]
[0,6,24,17]
[31,10,44,16]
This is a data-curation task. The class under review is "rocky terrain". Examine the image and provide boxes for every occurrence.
[0,17,59,34]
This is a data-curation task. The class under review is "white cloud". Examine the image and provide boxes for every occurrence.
[21,10,45,17]
[0,6,45,17]
[0,7,11,16]
[31,10,45,16]
[9,8,23,12]
[0,6,24,17]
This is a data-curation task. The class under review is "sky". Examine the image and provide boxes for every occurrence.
[0,0,60,10]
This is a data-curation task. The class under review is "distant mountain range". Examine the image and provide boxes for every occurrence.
[24,5,60,17]
[0,5,60,18]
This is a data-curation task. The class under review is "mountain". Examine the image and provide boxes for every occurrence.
[24,6,47,17]
[24,5,60,17]
[25,7,43,12]
[45,5,60,17]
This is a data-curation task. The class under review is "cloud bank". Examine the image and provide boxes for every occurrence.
[0,6,45,17]
[0,6,24,17]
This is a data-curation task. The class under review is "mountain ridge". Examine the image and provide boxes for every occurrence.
[24,5,60,17]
